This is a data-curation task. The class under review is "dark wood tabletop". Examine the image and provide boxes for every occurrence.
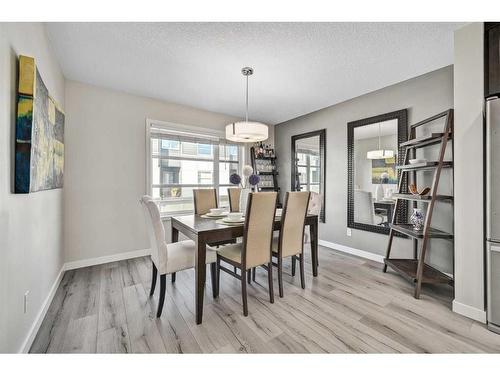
[170,213,319,324]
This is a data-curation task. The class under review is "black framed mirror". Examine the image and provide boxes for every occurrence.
[291,129,326,222]
[347,109,408,235]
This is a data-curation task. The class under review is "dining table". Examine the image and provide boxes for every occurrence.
[170,213,319,324]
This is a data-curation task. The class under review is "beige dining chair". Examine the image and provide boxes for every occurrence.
[140,195,218,318]
[193,188,218,215]
[292,191,321,276]
[227,187,241,212]
[214,192,278,316]
[272,191,310,297]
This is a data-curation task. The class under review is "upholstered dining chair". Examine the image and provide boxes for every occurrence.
[302,192,321,242]
[193,188,218,215]
[292,191,321,276]
[140,195,218,318]
[214,192,278,316]
[194,188,236,248]
[227,187,241,212]
[272,191,310,297]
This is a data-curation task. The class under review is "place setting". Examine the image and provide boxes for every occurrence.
[200,207,229,219]
[216,212,246,226]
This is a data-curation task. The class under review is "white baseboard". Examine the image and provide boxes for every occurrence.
[20,265,65,353]
[20,248,151,353]
[318,239,385,263]
[64,248,151,271]
[452,300,487,323]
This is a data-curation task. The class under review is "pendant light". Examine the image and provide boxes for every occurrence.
[225,67,268,143]
[366,122,395,159]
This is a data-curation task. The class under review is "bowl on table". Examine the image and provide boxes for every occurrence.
[207,208,225,216]
[225,212,244,222]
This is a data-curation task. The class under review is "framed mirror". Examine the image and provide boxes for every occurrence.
[347,109,408,235]
[291,129,326,222]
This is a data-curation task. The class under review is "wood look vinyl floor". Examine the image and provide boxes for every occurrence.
[30,246,500,353]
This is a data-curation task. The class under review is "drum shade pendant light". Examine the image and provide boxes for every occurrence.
[225,67,268,143]
[366,122,395,159]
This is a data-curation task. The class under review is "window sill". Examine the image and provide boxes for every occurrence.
[160,211,194,221]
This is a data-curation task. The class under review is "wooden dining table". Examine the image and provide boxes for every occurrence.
[170,213,319,324]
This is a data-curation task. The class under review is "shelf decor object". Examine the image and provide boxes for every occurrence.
[225,67,268,143]
[383,109,454,299]
[250,145,281,206]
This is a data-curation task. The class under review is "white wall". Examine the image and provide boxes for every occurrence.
[64,81,274,263]
[0,23,65,353]
[453,23,486,322]
[275,66,454,273]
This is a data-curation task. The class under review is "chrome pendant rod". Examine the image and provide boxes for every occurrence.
[245,74,249,123]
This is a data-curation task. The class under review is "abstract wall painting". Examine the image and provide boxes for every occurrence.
[371,156,397,184]
[15,55,65,193]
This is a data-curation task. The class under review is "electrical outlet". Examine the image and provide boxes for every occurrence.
[346,228,352,237]
[24,291,29,314]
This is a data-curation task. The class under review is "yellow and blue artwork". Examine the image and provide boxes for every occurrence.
[371,157,397,184]
[15,55,64,193]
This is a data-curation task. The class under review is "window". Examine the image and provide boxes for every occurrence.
[148,121,244,216]
[296,149,320,193]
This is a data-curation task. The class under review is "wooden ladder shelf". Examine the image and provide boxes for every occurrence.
[383,109,454,299]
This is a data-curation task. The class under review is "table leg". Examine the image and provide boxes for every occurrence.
[310,219,318,277]
[172,226,179,243]
[195,237,207,324]
[171,226,179,283]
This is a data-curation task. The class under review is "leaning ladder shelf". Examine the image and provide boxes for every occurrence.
[383,109,454,299]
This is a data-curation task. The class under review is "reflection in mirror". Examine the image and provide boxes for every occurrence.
[291,130,326,222]
[295,136,321,193]
[353,119,398,227]
[347,109,407,235]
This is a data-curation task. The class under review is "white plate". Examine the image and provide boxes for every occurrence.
[222,217,245,223]
[205,212,228,218]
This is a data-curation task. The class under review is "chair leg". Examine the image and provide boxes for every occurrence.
[278,257,284,298]
[252,267,256,282]
[299,253,305,289]
[150,263,158,296]
[267,262,274,304]
[247,268,252,284]
[210,262,218,298]
[241,269,248,316]
[171,272,176,283]
[157,274,166,318]
[291,256,296,276]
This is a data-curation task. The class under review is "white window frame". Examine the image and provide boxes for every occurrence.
[145,119,244,217]
[296,148,320,192]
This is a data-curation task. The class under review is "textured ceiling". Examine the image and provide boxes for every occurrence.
[45,22,464,124]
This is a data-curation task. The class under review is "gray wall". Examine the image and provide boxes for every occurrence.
[453,23,485,321]
[0,23,65,353]
[275,66,454,273]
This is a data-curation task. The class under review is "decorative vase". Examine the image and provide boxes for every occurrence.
[410,208,425,231]
[239,188,252,213]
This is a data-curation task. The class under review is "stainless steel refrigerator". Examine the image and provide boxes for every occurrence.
[486,96,500,333]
